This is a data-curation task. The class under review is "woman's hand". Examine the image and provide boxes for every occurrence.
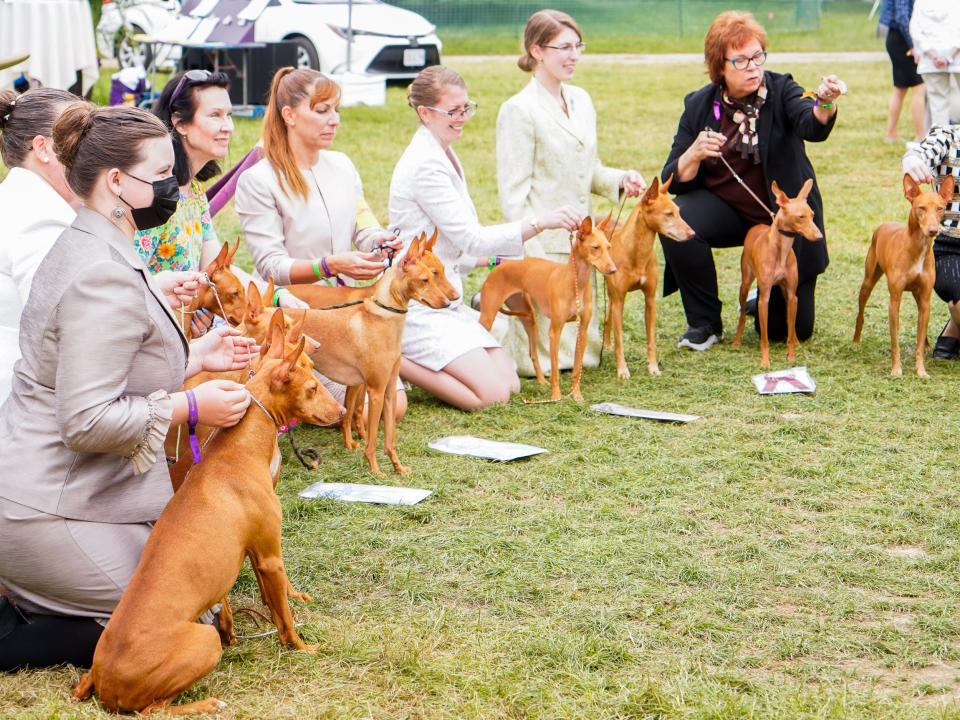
[155,270,204,310]
[620,170,647,198]
[276,288,309,310]
[192,326,260,373]
[327,251,387,280]
[192,379,251,427]
[536,206,582,233]
[367,230,404,257]
[190,308,214,337]
[684,129,725,164]
[816,75,846,105]
[903,153,933,183]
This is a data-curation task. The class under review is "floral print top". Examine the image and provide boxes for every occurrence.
[135,179,218,273]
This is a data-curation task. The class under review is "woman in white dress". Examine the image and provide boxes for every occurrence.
[0,88,78,406]
[495,10,645,376]
[236,67,406,414]
[390,66,581,410]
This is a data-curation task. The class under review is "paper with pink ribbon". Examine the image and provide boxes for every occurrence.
[752,366,816,395]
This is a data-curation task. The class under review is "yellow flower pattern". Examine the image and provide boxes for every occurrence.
[135,179,217,273]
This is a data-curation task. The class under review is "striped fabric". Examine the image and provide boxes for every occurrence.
[909,125,960,240]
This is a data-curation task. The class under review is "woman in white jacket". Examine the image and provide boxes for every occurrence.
[390,66,580,410]
[910,0,960,128]
[0,88,78,406]
[495,10,645,376]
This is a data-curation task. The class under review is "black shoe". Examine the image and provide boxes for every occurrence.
[677,325,723,351]
[470,292,482,311]
[933,329,960,360]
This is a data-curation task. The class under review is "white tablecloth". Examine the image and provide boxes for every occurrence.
[0,0,98,94]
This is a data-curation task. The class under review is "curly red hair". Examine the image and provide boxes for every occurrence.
[704,11,768,86]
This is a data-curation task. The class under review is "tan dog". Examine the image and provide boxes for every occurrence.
[732,179,823,368]
[178,240,246,339]
[301,233,455,476]
[853,174,955,377]
[479,216,617,401]
[600,175,694,378]
[73,317,343,715]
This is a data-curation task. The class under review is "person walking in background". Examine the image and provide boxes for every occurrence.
[880,0,925,143]
[909,0,960,129]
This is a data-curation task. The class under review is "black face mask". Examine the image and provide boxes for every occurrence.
[119,173,180,230]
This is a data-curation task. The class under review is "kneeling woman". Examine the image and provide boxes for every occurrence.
[0,103,256,671]
[390,66,581,410]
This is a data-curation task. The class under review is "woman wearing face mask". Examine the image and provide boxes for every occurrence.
[0,102,257,672]
[495,9,645,377]
[236,67,405,413]
[390,65,581,410]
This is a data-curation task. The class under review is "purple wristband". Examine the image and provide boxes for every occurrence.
[320,256,333,278]
[185,390,201,464]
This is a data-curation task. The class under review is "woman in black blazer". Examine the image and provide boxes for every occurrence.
[660,11,845,351]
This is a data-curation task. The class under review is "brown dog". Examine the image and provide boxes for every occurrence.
[479,216,617,401]
[178,240,246,339]
[300,233,454,476]
[600,175,694,378]
[732,179,823,368]
[73,316,344,715]
[853,174,955,378]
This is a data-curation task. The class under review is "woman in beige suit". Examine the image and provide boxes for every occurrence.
[236,67,407,414]
[0,103,256,671]
[495,10,645,376]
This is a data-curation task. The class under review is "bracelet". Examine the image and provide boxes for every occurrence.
[185,390,202,465]
[320,256,334,278]
[529,219,542,234]
[272,288,287,307]
[815,96,834,109]
[488,256,502,271]
[312,258,324,279]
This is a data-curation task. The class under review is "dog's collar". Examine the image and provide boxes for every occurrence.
[775,225,801,240]
[248,391,279,428]
[373,299,407,314]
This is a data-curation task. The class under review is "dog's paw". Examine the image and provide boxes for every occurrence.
[289,590,313,603]
[647,363,660,377]
[891,366,903,378]
[394,464,412,475]
[618,366,631,380]
[917,369,930,379]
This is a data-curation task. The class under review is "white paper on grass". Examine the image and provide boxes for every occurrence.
[237,0,272,21]
[428,435,548,461]
[752,366,816,395]
[590,402,700,423]
[188,0,219,17]
[299,482,431,506]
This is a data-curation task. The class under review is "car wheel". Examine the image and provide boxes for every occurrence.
[288,36,320,71]
[117,24,152,70]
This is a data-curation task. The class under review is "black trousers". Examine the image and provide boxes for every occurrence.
[0,598,103,672]
[660,189,818,342]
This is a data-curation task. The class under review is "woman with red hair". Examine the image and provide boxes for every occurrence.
[660,11,845,351]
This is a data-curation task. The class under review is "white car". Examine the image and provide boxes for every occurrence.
[96,0,182,70]
[99,0,442,79]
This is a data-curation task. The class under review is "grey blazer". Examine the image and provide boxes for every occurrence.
[0,208,188,523]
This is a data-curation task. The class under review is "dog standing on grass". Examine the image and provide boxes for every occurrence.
[853,173,955,378]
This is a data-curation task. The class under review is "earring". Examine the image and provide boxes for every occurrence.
[41,156,49,164]
[112,206,125,219]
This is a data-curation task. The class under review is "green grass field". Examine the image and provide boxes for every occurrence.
[6,51,960,719]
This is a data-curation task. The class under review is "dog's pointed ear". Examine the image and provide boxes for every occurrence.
[939,174,955,202]
[596,211,612,232]
[798,178,813,201]
[227,238,240,265]
[285,309,306,343]
[903,173,922,201]
[660,174,673,194]
[578,215,593,237]
[260,276,276,307]
[276,336,305,383]
[426,227,438,252]
[246,281,262,320]
[262,309,286,360]
[771,180,790,207]
[642,175,661,205]
[205,241,230,274]
[402,236,423,268]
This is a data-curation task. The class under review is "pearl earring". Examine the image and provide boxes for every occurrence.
[41,156,49,164]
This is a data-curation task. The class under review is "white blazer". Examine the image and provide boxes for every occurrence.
[0,167,75,406]
[389,124,524,306]
[497,78,625,255]
[910,0,960,75]
[235,151,381,286]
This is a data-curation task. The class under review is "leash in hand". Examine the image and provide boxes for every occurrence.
[705,126,776,221]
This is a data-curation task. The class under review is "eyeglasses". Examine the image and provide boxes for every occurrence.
[169,69,213,107]
[725,51,767,71]
[542,42,586,55]
[423,101,478,120]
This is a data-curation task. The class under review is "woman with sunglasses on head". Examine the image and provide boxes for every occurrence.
[236,67,406,414]
[660,11,844,352]
[390,65,581,410]
[0,103,256,671]
[495,9,645,377]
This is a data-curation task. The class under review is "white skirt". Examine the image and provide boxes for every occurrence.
[402,301,499,372]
